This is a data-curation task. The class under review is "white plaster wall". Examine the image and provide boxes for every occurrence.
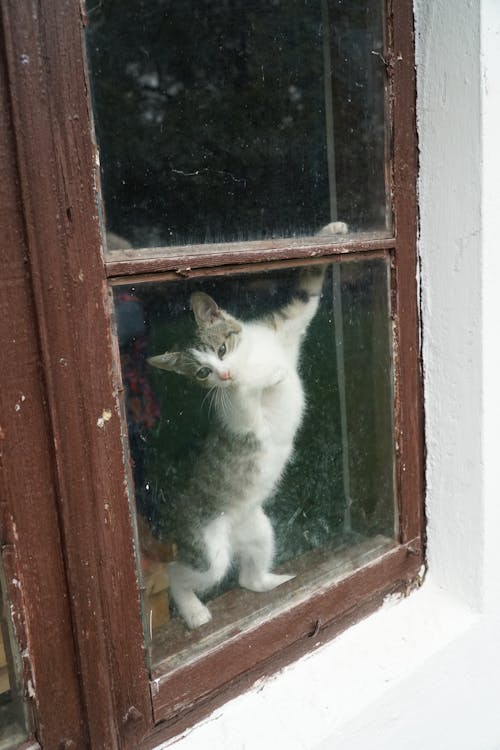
[417,0,483,610]
[157,2,500,748]
[481,0,500,618]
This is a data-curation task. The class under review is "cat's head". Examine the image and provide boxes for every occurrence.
[148,292,242,389]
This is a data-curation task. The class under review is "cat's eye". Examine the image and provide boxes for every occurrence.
[196,366,212,380]
[218,343,226,359]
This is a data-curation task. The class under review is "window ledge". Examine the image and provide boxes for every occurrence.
[156,579,480,749]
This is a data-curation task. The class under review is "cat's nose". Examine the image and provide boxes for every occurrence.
[218,370,231,381]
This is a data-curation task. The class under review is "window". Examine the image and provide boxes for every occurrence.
[0,0,423,747]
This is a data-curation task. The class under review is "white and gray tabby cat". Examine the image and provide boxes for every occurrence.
[148,265,327,629]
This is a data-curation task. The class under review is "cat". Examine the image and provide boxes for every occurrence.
[148,265,327,629]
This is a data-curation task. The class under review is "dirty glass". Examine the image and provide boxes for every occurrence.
[113,258,395,669]
[0,570,27,748]
[86,1,389,251]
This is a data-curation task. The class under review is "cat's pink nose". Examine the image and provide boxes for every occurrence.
[219,370,231,381]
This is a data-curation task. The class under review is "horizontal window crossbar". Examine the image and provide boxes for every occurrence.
[105,232,396,279]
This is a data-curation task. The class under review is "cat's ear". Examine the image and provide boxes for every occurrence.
[147,351,185,374]
[191,292,222,327]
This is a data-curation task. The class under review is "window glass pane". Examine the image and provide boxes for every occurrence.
[0,569,28,748]
[113,258,396,669]
[87,1,388,251]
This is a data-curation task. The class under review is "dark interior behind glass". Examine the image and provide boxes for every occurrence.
[87,0,387,248]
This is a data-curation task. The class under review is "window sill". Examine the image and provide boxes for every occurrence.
[154,579,479,750]
[147,539,421,728]
[151,535,395,673]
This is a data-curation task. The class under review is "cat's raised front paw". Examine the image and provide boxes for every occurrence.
[316,220,349,236]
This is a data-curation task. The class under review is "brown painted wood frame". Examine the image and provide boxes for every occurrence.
[0,11,89,750]
[0,0,423,748]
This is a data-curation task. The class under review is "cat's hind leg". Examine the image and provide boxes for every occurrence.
[168,514,232,629]
[167,561,213,629]
[234,507,294,592]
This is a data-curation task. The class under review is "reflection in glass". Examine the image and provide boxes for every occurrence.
[87,1,388,250]
[0,570,27,748]
[113,259,395,667]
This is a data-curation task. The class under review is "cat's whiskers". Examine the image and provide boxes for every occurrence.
[209,387,222,419]
[222,385,233,420]
[209,385,229,422]
[214,386,223,418]
[221,388,229,420]
[201,385,217,415]
[208,385,225,419]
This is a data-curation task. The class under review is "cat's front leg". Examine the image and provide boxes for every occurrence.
[298,263,328,297]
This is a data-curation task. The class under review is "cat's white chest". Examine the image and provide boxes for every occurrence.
[260,372,303,444]
[234,372,304,499]
[216,322,305,496]
[260,377,303,489]
[225,369,303,440]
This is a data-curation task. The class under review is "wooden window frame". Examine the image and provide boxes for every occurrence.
[0,1,423,748]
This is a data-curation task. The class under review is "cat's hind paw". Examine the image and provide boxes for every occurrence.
[239,572,295,593]
[180,600,212,630]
